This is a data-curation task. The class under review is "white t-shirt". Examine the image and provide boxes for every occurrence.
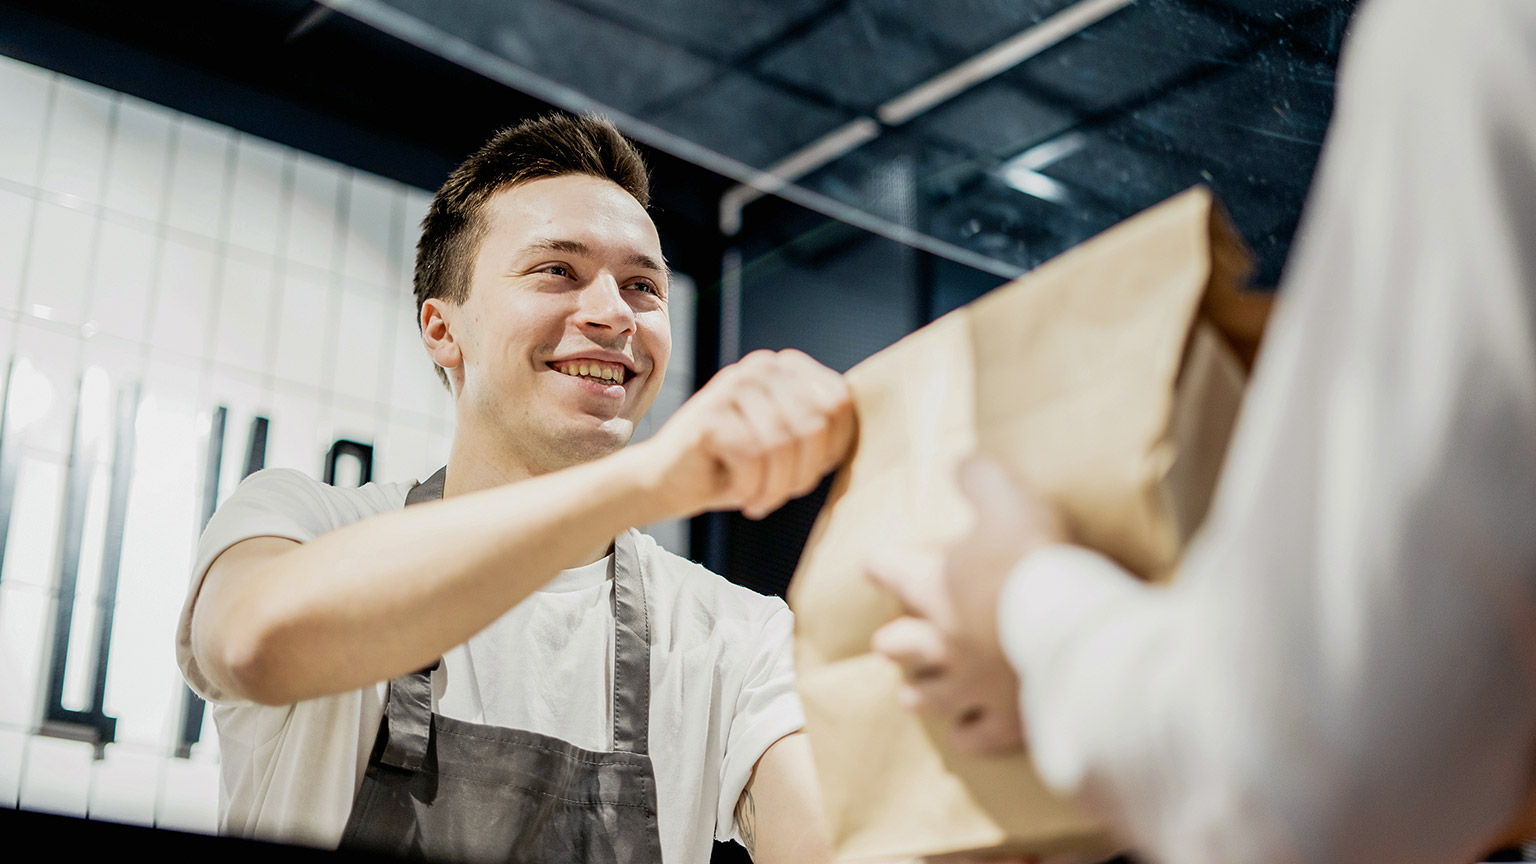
[175,468,803,864]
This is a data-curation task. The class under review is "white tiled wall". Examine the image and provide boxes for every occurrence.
[0,53,694,833]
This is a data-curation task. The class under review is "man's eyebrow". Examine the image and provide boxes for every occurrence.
[524,238,672,283]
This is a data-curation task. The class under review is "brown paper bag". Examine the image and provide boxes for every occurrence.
[787,187,1261,861]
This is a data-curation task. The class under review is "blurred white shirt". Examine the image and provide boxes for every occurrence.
[998,2,1536,862]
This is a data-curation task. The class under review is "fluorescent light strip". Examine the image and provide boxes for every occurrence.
[877,0,1137,126]
[717,0,1131,236]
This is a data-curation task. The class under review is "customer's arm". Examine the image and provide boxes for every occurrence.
[190,349,852,706]
[998,2,1536,862]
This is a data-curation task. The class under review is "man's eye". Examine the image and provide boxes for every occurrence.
[627,281,660,296]
[543,265,571,278]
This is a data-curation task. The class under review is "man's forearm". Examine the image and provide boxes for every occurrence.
[195,443,676,705]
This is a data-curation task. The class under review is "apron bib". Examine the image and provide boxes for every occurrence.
[339,467,664,863]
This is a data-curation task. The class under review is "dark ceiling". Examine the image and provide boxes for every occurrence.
[320,0,1359,283]
[0,0,1358,286]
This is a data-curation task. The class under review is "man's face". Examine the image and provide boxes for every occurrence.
[445,174,671,469]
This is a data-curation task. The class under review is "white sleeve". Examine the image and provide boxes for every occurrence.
[174,468,342,704]
[999,2,1536,862]
[715,603,806,844]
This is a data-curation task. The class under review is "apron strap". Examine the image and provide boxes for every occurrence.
[610,529,651,755]
[377,469,449,771]
[380,662,436,771]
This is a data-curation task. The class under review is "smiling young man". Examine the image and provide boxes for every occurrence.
[175,114,847,864]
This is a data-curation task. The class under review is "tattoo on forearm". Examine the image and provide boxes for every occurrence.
[738,790,758,856]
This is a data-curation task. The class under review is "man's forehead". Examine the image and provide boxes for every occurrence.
[483,176,661,252]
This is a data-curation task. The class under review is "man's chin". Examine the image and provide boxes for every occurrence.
[541,420,634,467]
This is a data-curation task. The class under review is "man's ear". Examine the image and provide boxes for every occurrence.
[421,297,463,374]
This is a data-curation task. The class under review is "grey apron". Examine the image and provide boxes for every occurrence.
[338,467,664,864]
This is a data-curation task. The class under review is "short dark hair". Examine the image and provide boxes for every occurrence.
[413,112,651,387]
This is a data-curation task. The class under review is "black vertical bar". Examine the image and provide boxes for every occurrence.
[176,405,228,759]
[40,373,117,753]
[243,415,268,480]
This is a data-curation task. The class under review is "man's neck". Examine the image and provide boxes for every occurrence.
[441,423,615,568]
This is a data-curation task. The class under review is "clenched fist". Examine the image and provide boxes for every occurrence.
[639,349,855,520]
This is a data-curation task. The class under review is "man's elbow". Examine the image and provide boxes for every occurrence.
[196,617,301,707]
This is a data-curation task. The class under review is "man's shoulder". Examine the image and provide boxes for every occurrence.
[212,467,419,539]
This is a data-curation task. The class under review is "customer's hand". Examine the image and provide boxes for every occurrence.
[868,455,1066,754]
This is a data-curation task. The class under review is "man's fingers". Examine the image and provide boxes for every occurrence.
[727,383,799,518]
[702,412,767,510]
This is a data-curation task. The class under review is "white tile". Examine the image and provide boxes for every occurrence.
[326,402,378,450]
[210,257,275,376]
[110,365,201,755]
[87,746,160,825]
[4,457,65,591]
[379,417,435,483]
[86,220,157,344]
[147,240,217,364]
[0,727,24,807]
[285,154,342,272]
[263,386,325,476]
[0,187,33,314]
[387,302,443,416]
[0,57,53,186]
[225,135,289,259]
[60,469,113,714]
[165,117,231,239]
[155,756,218,833]
[110,358,199,753]
[102,95,174,223]
[18,735,94,817]
[397,187,432,286]
[342,172,395,287]
[0,581,50,729]
[271,270,336,390]
[13,322,83,455]
[102,580,185,756]
[37,80,114,204]
[332,286,392,405]
[22,201,96,326]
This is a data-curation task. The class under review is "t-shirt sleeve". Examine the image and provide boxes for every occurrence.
[174,468,343,704]
[715,602,805,844]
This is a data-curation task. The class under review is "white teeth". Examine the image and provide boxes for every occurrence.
[555,361,625,383]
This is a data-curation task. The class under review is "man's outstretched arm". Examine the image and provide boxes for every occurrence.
[190,349,853,706]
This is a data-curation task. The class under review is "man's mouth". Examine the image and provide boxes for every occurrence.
[549,359,632,385]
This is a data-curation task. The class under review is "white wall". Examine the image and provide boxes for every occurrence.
[0,53,693,833]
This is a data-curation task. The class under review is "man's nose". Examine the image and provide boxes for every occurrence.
[577,274,636,335]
